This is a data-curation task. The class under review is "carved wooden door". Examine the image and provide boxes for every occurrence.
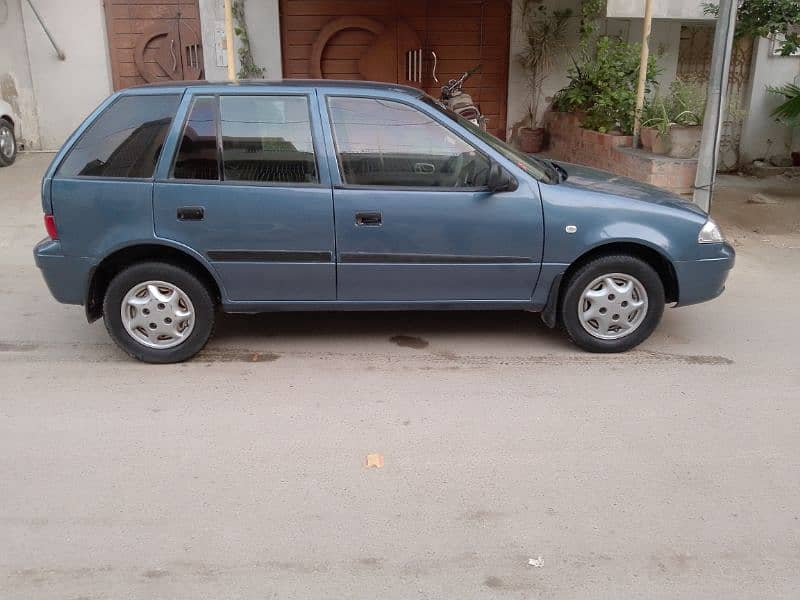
[308,17,423,87]
[104,0,204,90]
[280,0,512,140]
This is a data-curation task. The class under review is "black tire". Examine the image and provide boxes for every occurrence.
[0,119,17,167]
[560,254,665,353]
[103,262,215,363]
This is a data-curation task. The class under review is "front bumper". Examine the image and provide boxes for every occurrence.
[674,242,735,306]
[34,239,93,305]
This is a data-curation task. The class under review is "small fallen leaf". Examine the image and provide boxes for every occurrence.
[365,454,384,469]
[528,556,544,568]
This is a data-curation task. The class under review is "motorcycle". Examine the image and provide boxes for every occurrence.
[433,54,487,131]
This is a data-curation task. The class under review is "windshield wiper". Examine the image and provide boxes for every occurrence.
[549,160,568,183]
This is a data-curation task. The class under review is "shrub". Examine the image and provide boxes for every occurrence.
[666,78,706,126]
[769,83,800,126]
[553,36,660,134]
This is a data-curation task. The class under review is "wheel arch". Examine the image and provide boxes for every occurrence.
[86,243,222,322]
[542,241,678,328]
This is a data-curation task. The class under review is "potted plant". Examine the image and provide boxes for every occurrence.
[640,97,662,151]
[516,2,571,153]
[666,78,705,159]
[642,96,672,155]
[769,82,800,166]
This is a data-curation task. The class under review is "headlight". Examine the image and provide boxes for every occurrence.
[698,219,724,244]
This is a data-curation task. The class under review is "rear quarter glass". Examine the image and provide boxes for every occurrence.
[56,94,181,179]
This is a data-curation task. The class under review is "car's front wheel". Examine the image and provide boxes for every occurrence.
[0,119,17,167]
[103,262,215,363]
[560,254,665,353]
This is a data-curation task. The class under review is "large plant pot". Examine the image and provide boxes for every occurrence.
[668,125,702,159]
[640,126,657,151]
[651,131,670,155]
[518,127,545,153]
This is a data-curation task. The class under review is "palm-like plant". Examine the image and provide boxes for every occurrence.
[769,83,800,126]
[517,2,572,128]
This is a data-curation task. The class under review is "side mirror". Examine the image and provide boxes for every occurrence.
[487,162,516,193]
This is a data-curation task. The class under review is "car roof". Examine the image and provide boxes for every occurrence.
[123,79,425,98]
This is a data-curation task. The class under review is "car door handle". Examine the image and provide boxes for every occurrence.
[355,212,382,226]
[177,206,204,221]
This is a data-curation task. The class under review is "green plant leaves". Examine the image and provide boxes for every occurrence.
[553,35,659,135]
[769,83,800,125]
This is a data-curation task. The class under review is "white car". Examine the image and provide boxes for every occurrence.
[0,98,18,166]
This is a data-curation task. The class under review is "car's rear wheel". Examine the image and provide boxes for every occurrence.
[0,119,17,167]
[103,262,215,363]
[560,255,665,353]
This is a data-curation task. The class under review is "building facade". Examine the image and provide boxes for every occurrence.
[1,0,797,165]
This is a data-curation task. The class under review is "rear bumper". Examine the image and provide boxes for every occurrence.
[674,242,735,306]
[33,239,92,305]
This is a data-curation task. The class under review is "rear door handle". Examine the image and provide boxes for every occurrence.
[177,206,204,221]
[355,212,382,226]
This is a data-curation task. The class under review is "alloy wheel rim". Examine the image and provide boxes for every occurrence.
[120,280,195,349]
[578,273,649,340]
[0,127,14,159]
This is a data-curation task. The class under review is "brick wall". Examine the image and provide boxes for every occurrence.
[545,111,698,194]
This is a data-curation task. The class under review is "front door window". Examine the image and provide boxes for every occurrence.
[327,96,491,189]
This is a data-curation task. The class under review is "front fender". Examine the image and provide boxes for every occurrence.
[541,189,705,265]
[532,182,708,315]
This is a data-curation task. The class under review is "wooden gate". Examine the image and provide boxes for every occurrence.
[279,0,511,139]
[104,0,204,91]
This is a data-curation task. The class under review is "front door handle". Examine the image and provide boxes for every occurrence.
[177,206,204,221]
[355,212,382,226]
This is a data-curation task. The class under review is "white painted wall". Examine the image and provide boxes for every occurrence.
[625,18,681,91]
[245,0,282,79]
[199,0,229,81]
[199,0,282,81]
[0,0,41,148]
[739,37,800,163]
[19,0,113,150]
[607,0,713,20]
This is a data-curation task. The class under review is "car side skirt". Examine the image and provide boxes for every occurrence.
[222,300,541,313]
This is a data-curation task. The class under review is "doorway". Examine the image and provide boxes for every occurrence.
[103,0,204,90]
[279,0,511,139]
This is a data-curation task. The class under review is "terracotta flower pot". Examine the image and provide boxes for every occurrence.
[668,125,702,159]
[640,126,657,151]
[518,126,545,153]
[651,131,670,155]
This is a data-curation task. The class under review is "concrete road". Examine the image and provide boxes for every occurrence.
[2,154,799,599]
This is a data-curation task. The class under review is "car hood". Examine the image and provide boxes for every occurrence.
[554,161,707,217]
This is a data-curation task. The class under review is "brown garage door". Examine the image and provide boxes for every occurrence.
[104,0,204,91]
[279,0,511,139]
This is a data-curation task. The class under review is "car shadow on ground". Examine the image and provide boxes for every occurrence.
[211,309,568,348]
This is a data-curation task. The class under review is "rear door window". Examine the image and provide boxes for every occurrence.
[219,95,318,184]
[172,96,219,180]
[57,94,180,179]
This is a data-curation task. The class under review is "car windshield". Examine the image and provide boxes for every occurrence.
[420,95,559,184]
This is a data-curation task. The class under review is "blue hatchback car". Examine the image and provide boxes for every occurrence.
[34,80,734,363]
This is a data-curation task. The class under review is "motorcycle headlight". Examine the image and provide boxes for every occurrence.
[698,219,725,244]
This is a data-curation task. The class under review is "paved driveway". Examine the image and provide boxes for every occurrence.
[2,154,799,599]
